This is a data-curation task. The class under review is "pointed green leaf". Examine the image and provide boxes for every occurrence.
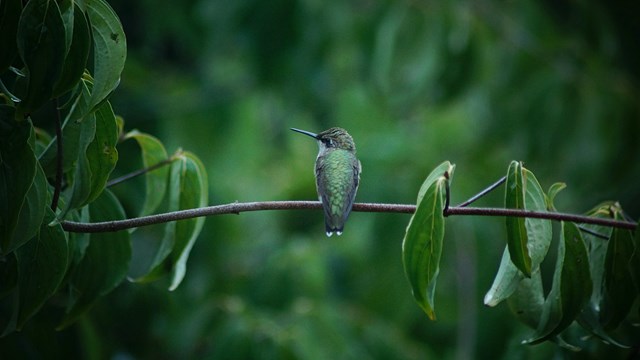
[546,182,566,211]
[59,189,131,329]
[84,0,126,113]
[0,107,37,253]
[600,208,635,330]
[485,166,551,305]
[16,0,66,111]
[576,202,629,346]
[11,160,49,251]
[53,4,91,96]
[630,222,640,295]
[507,269,544,328]
[505,161,532,276]
[168,152,208,290]
[402,161,454,319]
[59,111,96,214]
[39,78,94,177]
[524,222,591,345]
[484,248,525,306]
[123,130,170,216]
[15,208,68,329]
[85,101,118,203]
[0,0,21,73]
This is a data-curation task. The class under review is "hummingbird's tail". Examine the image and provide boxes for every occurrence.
[324,222,344,237]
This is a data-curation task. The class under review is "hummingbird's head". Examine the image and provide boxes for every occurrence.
[290,127,356,152]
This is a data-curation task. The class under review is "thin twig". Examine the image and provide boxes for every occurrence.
[59,201,637,233]
[456,176,507,208]
[50,99,63,211]
[107,157,175,187]
[577,225,610,240]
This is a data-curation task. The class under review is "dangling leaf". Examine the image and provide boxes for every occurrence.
[599,207,636,330]
[83,0,127,114]
[485,164,551,305]
[523,222,591,345]
[16,0,66,112]
[58,189,131,329]
[15,208,68,329]
[123,130,170,216]
[402,161,454,319]
[132,151,208,291]
[0,107,38,253]
[504,161,531,276]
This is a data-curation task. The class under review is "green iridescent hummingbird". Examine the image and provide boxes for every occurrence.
[290,127,361,237]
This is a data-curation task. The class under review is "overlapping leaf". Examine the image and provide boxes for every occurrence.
[523,222,591,345]
[15,208,68,329]
[59,189,131,329]
[485,164,551,306]
[505,161,532,276]
[16,0,66,112]
[402,161,454,319]
[0,107,38,253]
[123,130,170,216]
[133,151,208,290]
[83,0,127,114]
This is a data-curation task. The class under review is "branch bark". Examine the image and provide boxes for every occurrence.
[60,201,637,233]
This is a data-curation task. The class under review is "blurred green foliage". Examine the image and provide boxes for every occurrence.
[4,0,639,358]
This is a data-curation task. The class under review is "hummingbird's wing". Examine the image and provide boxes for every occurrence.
[316,156,361,236]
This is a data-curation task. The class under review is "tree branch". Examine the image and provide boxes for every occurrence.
[59,201,637,233]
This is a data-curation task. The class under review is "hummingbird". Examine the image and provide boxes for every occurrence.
[290,127,361,237]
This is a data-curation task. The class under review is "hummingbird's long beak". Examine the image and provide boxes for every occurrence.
[290,128,318,139]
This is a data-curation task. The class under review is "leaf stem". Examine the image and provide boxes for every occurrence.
[50,99,63,211]
[106,156,176,187]
[456,176,507,208]
[59,201,637,233]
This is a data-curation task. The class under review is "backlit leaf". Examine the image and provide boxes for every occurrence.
[402,161,454,319]
[505,161,531,276]
[523,222,591,345]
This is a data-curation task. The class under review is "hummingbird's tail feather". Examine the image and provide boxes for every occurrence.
[324,221,344,237]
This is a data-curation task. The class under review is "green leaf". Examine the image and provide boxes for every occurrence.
[39,78,95,178]
[59,189,131,329]
[16,0,66,112]
[136,152,208,289]
[11,160,49,252]
[546,182,566,211]
[53,4,91,96]
[167,152,208,291]
[485,166,551,305]
[600,208,636,330]
[15,208,68,329]
[0,0,21,73]
[84,101,118,203]
[507,269,544,328]
[0,107,37,253]
[630,222,640,295]
[402,161,454,319]
[523,222,591,345]
[59,111,96,214]
[576,202,628,346]
[84,0,127,113]
[505,160,532,276]
[123,130,170,216]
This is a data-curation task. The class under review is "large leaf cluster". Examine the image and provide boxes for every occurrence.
[0,0,207,334]
[404,161,640,350]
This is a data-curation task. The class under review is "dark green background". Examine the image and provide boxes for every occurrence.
[13,0,640,358]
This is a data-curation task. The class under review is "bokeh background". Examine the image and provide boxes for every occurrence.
[21,0,640,358]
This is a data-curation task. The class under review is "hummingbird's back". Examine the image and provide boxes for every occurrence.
[315,147,361,236]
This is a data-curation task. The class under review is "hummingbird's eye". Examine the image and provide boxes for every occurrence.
[326,139,335,147]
